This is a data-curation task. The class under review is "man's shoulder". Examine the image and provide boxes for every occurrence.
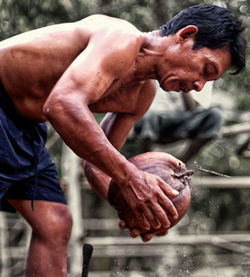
[81,14,139,33]
[81,16,143,74]
[80,14,142,46]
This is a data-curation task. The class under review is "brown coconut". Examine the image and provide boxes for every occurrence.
[108,152,193,232]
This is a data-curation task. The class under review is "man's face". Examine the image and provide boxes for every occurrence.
[158,39,232,93]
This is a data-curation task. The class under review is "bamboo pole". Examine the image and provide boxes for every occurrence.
[221,122,250,137]
[61,143,83,276]
[191,176,250,188]
[0,213,11,277]
[88,232,250,245]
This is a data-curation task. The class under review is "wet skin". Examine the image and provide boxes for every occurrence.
[0,15,231,238]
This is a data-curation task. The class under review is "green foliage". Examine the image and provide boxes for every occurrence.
[0,0,70,38]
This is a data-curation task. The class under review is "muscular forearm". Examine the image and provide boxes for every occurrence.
[83,161,110,201]
[83,113,132,200]
[44,101,135,186]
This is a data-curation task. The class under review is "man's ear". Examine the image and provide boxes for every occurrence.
[177,25,199,42]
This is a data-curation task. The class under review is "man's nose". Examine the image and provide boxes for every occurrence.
[193,80,206,92]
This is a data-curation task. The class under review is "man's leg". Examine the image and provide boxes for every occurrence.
[8,199,72,277]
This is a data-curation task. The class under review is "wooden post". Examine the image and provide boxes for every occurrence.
[0,213,11,277]
[61,143,84,276]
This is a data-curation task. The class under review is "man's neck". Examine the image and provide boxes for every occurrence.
[134,30,165,81]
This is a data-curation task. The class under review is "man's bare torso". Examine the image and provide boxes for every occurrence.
[0,15,153,121]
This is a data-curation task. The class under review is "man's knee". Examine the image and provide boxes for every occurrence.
[32,204,72,245]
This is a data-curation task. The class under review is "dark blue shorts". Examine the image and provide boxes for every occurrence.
[0,83,66,212]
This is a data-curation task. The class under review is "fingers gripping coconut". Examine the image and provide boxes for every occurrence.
[108,152,193,241]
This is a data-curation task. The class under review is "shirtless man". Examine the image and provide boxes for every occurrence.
[0,4,245,276]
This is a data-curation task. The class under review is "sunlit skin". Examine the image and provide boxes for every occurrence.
[0,15,231,275]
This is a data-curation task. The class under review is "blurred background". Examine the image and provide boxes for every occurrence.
[0,0,250,276]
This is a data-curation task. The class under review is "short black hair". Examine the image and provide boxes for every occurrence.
[161,4,246,74]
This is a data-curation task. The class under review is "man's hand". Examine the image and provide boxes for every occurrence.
[117,168,179,232]
[108,177,170,242]
[108,151,192,241]
[116,201,170,242]
[119,220,169,242]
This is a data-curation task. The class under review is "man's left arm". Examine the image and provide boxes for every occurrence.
[84,80,156,200]
[84,112,141,200]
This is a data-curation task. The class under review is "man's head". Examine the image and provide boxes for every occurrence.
[161,4,246,74]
